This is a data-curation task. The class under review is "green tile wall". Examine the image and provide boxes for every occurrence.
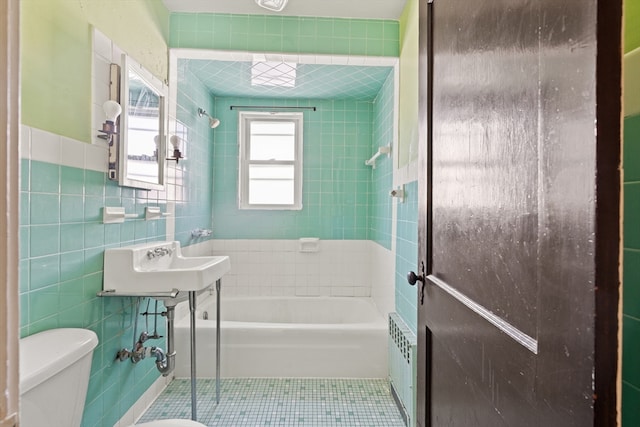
[20,160,166,427]
[370,70,395,249]
[211,97,373,239]
[624,113,640,426]
[169,13,399,57]
[172,60,216,246]
[395,180,418,333]
[19,67,215,426]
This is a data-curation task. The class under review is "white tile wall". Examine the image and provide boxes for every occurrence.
[211,239,373,298]
[371,241,396,318]
[20,124,109,172]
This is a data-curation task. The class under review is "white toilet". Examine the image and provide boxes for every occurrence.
[19,327,205,427]
[20,328,99,427]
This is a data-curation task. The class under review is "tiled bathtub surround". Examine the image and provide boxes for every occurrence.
[370,70,396,249]
[211,240,372,298]
[211,96,375,240]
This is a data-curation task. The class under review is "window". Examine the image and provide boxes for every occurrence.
[238,111,303,210]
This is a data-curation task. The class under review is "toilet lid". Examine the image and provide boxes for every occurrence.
[134,420,206,427]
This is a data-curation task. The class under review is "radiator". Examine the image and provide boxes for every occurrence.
[388,313,417,427]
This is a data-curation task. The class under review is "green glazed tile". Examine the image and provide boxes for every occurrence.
[30,161,59,194]
[60,166,84,195]
[316,18,334,36]
[625,182,640,249]
[20,191,30,225]
[265,16,283,35]
[264,35,283,51]
[231,15,250,33]
[83,273,103,298]
[60,223,84,253]
[179,31,198,47]
[19,260,29,294]
[29,255,60,290]
[366,20,384,39]
[20,226,29,259]
[29,285,60,323]
[58,278,84,310]
[83,247,104,275]
[623,315,640,388]
[84,222,105,249]
[60,195,85,223]
[21,159,30,191]
[30,193,60,225]
[624,114,640,182]
[84,196,104,223]
[196,14,215,32]
[298,18,317,36]
[30,225,60,257]
[333,19,351,38]
[623,382,640,427]
[28,316,60,335]
[624,249,640,319]
[20,294,29,326]
[212,14,232,35]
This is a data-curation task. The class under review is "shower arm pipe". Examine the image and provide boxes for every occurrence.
[229,105,316,111]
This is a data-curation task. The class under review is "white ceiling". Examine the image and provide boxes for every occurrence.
[162,0,408,20]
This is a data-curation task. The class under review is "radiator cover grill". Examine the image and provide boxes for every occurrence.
[388,313,417,427]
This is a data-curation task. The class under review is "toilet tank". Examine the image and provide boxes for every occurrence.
[20,328,99,427]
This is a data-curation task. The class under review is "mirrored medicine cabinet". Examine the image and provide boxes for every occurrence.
[113,53,168,190]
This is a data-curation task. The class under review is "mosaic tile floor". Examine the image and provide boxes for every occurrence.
[139,378,405,426]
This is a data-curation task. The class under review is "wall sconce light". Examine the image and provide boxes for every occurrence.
[153,135,161,161]
[197,108,221,129]
[98,100,122,143]
[167,135,183,163]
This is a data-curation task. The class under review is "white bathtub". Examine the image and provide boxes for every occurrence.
[174,296,388,378]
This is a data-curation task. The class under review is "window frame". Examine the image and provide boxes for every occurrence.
[238,111,304,210]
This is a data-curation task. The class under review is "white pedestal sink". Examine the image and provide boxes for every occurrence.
[101,240,229,421]
[103,241,230,299]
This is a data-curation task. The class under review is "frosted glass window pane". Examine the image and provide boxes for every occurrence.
[249,165,294,179]
[250,135,295,160]
[249,180,295,205]
[249,165,295,205]
[251,121,295,135]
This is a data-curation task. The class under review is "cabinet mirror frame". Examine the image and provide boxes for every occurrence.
[118,53,168,191]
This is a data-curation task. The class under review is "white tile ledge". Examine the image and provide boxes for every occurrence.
[20,125,107,173]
